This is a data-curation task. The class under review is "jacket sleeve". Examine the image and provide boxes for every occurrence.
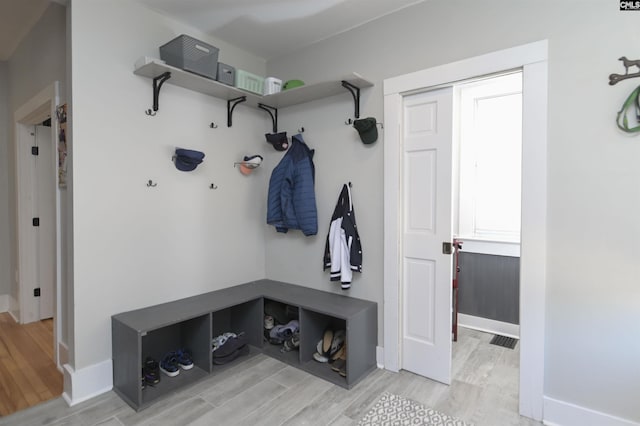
[292,156,318,236]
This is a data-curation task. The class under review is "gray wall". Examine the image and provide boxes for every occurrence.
[265,1,640,422]
[70,0,269,371]
[0,61,9,299]
[458,253,519,325]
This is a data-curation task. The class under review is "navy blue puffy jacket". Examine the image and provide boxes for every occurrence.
[267,134,318,236]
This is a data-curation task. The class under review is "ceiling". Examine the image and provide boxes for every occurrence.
[133,0,426,61]
[0,0,424,62]
[0,0,50,61]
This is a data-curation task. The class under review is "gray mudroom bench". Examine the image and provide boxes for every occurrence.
[111,279,378,411]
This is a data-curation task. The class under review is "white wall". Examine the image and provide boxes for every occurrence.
[7,3,67,322]
[265,1,640,424]
[0,61,9,303]
[69,0,269,372]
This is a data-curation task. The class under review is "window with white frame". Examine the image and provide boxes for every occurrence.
[456,72,522,243]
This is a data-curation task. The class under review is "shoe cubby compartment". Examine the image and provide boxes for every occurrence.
[211,299,262,370]
[299,310,348,386]
[262,298,301,364]
[113,280,377,411]
[140,314,210,405]
[112,311,211,411]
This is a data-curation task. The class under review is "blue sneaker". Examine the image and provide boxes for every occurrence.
[176,349,194,370]
[159,352,180,377]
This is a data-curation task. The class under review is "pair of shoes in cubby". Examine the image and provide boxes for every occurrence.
[329,344,347,377]
[159,349,194,377]
[212,331,249,365]
[313,329,345,363]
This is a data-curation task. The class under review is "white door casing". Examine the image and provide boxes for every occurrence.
[401,88,453,384]
[35,124,55,320]
[383,41,548,421]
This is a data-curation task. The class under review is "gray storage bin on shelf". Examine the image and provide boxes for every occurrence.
[160,34,219,80]
[216,62,235,86]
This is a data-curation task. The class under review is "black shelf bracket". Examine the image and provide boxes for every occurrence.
[258,103,278,133]
[227,96,247,127]
[341,80,361,119]
[145,72,171,116]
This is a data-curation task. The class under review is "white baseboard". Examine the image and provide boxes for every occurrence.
[62,360,113,406]
[0,294,8,312]
[458,313,520,338]
[543,396,640,426]
[8,309,19,323]
[376,346,384,369]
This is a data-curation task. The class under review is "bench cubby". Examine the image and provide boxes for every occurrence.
[112,279,377,411]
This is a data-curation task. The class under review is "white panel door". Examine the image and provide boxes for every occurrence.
[401,87,453,384]
[35,124,55,320]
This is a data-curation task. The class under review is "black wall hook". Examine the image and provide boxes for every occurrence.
[210,122,218,129]
[210,183,218,190]
[147,179,157,187]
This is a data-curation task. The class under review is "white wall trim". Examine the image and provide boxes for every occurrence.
[543,396,640,426]
[376,346,385,369]
[383,40,548,421]
[57,341,69,372]
[62,360,112,407]
[0,294,9,312]
[458,314,519,339]
[456,238,520,257]
[384,40,548,96]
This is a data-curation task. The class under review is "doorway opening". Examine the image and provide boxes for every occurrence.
[383,41,548,421]
[4,81,64,416]
[453,71,522,343]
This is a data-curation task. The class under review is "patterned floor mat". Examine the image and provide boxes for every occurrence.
[359,392,473,426]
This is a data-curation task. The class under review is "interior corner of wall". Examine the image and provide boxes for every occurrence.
[62,359,112,407]
[0,294,9,313]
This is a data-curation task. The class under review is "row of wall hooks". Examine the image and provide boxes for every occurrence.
[146,179,218,189]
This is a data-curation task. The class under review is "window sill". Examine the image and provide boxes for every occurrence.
[454,237,520,257]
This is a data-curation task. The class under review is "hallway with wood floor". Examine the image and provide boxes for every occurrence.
[0,312,62,416]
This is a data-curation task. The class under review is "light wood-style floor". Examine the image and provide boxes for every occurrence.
[0,327,542,425]
[0,312,63,416]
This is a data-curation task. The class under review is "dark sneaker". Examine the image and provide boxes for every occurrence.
[160,352,180,377]
[281,332,300,352]
[143,357,160,386]
[176,349,194,370]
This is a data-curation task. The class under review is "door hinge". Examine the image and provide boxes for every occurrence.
[442,242,453,255]
[34,288,41,297]
[31,146,39,156]
[32,217,40,227]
